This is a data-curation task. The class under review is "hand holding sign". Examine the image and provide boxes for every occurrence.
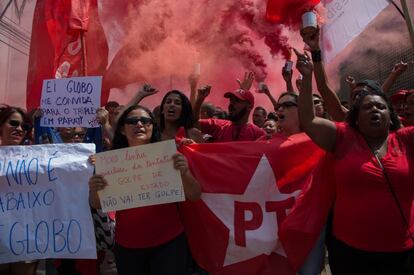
[40,76,102,128]
[94,140,185,212]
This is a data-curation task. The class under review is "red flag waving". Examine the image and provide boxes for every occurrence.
[179,133,325,274]
[265,0,321,26]
[26,0,109,111]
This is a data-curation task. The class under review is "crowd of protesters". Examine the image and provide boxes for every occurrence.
[0,24,413,275]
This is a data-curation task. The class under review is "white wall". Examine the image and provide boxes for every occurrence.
[0,0,35,109]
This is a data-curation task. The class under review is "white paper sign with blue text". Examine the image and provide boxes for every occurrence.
[0,144,97,264]
[40,76,102,128]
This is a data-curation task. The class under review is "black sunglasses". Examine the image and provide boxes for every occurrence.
[8,120,32,131]
[125,116,152,126]
[275,101,297,109]
[72,131,86,138]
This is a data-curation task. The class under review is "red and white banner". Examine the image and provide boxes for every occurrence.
[321,0,389,62]
[179,134,326,274]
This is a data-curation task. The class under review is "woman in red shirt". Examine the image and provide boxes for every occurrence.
[0,107,36,275]
[88,105,201,275]
[296,53,414,274]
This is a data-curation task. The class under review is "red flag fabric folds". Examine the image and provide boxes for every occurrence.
[265,0,321,26]
[26,0,109,111]
[179,133,326,274]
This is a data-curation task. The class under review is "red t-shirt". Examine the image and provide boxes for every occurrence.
[115,203,183,248]
[199,119,265,142]
[400,117,414,127]
[333,122,414,252]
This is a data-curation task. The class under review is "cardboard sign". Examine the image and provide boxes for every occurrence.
[95,140,184,212]
[40,76,102,128]
[0,144,97,264]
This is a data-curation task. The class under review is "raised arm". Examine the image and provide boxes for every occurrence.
[96,107,114,140]
[192,85,211,124]
[295,50,337,152]
[188,73,200,107]
[381,61,408,93]
[282,65,295,93]
[301,28,347,122]
[261,83,279,112]
[115,84,159,123]
[237,71,255,91]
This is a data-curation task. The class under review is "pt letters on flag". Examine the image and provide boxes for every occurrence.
[0,144,96,264]
[179,134,325,274]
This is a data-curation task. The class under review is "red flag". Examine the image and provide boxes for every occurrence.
[265,0,321,26]
[179,134,325,274]
[279,154,335,271]
[26,0,109,111]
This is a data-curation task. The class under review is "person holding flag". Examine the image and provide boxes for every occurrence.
[295,49,414,274]
[88,105,201,275]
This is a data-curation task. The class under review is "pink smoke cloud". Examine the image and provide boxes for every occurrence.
[99,0,308,111]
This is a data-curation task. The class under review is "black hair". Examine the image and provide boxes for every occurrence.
[347,90,401,131]
[267,111,278,121]
[105,101,120,109]
[254,106,267,116]
[159,90,194,131]
[201,102,216,118]
[112,105,161,149]
[278,92,299,103]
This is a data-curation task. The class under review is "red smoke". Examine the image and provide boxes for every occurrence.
[266,0,321,27]
[99,0,314,110]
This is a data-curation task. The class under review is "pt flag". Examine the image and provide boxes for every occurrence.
[179,133,325,274]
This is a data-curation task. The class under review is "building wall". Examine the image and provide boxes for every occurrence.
[0,0,35,108]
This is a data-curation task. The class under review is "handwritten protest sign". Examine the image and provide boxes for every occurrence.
[40,76,102,128]
[95,140,184,212]
[0,144,96,264]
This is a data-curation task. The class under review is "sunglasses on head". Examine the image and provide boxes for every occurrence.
[125,116,152,126]
[275,101,297,109]
[8,120,32,131]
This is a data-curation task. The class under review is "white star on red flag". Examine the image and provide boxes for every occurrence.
[202,155,301,266]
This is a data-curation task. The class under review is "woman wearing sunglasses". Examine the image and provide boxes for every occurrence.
[0,106,36,275]
[88,105,201,275]
[275,92,301,137]
[0,106,32,146]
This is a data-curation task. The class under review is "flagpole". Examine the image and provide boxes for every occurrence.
[400,0,414,51]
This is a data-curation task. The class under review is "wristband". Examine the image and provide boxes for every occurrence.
[311,50,322,62]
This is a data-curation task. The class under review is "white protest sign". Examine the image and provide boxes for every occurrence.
[0,144,97,264]
[40,76,102,128]
[95,140,184,212]
[321,0,388,63]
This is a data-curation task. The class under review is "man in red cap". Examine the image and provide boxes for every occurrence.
[194,87,265,142]
[390,89,407,118]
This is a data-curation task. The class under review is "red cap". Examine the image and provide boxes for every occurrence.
[224,89,255,106]
[390,89,407,103]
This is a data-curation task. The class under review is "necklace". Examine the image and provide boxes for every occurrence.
[366,136,388,157]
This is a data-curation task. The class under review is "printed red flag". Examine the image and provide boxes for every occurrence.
[279,154,335,271]
[179,133,325,274]
[26,0,109,111]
